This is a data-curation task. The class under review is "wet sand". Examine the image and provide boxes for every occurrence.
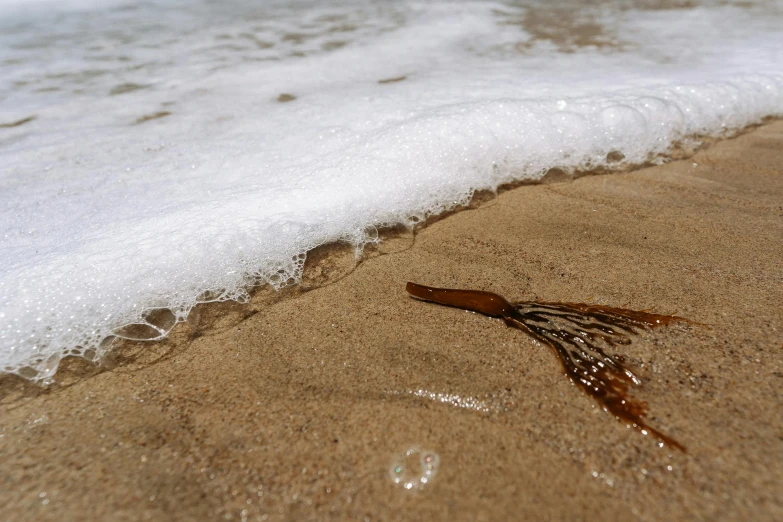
[1,121,782,521]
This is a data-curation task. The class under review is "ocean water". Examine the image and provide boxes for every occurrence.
[1,0,781,382]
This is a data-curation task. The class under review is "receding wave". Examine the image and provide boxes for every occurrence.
[1,0,782,381]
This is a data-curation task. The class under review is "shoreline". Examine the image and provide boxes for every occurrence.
[1,121,782,520]
[2,117,780,387]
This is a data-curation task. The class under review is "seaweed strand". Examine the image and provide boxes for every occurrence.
[406,282,687,451]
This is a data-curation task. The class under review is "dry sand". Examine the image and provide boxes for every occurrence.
[1,121,782,521]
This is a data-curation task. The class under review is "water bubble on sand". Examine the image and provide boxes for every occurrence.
[389,446,440,491]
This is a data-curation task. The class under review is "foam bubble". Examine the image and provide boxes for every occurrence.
[1,0,782,380]
[389,447,441,490]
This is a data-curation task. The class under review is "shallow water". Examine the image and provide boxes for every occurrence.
[1,0,782,380]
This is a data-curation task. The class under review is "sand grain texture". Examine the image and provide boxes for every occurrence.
[1,122,782,521]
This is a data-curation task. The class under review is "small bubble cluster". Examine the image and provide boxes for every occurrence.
[389,447,440,491]
[388,389,493,413]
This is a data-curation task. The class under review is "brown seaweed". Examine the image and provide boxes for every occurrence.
[133,111,171,125]
[406,282,687,451]
[0,115,36,128]
[378,75,407,84]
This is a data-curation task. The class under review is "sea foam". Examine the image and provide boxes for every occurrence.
[1,0,782,381]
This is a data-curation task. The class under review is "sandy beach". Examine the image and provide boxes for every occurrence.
[1,121,782,521]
